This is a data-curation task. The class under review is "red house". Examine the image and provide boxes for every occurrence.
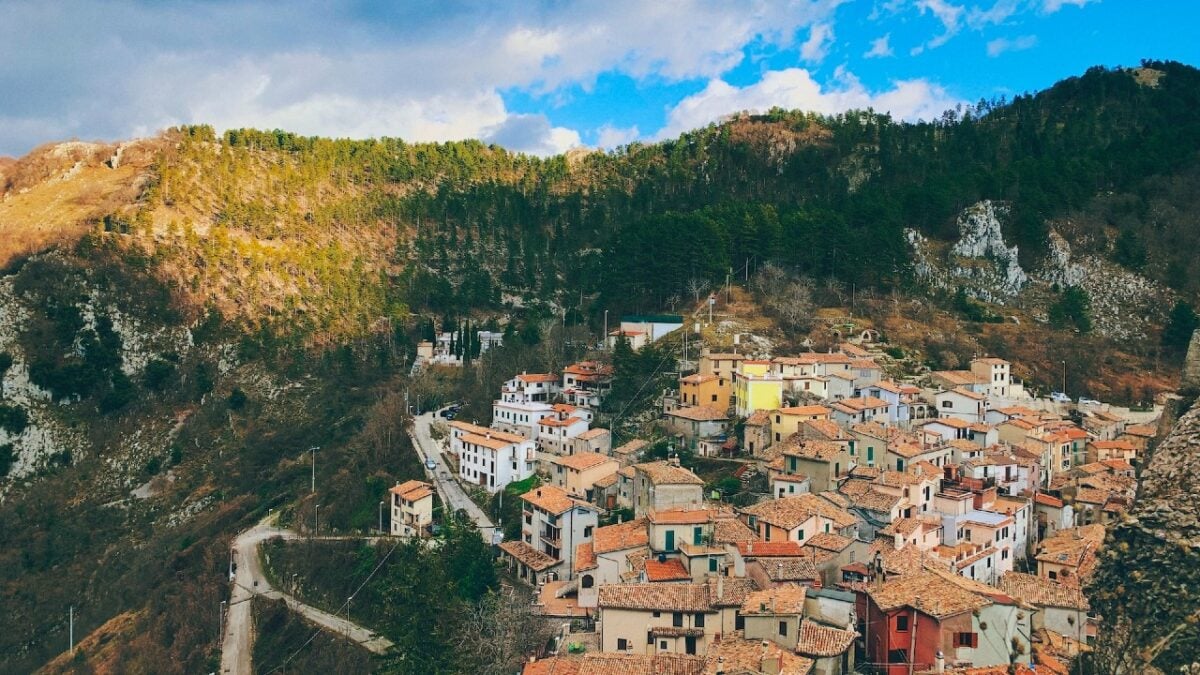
[856,571,990,675]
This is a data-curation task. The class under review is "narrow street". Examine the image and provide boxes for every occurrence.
[220,515,394,674]
[409,409,498,541]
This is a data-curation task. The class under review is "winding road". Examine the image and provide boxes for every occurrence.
[220,515,393,674]
[409,409,498,540]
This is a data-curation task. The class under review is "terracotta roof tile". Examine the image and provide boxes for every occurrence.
[522,485,592,515]
[635,461,705,486]
[644,558,691,582]
[999,571,1088,610]
[499,541,559,571]
[741,494,858,531]
[795,619,857,657]
[703,632,814,675]
[867,571,990,618]
[594,518,650,553]
[667,405,729,422]
[552,452,616,471]
[575,542,598,572]
[740,583,807,615]
[598,583,711,612]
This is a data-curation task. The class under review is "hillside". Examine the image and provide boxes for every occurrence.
[0,60,1198,671]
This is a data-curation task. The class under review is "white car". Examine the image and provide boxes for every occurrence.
[1049,392,1071,404]
[425,457,438,470]
[1078,397,1102,406]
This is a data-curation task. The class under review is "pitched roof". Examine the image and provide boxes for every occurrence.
[613,439,650,456]
[1034,525,1106,581]
[703,632,814,675]
[805,532,853,552]
[736,541,805,557]
[522,485,592,515]
[998,571,1089,610]
[740,494,858,530]
[680,373,718,385]
[866,571,991,618]
[740,583,807,615]
[598,583,712,612]
[832,396,891,412]
[462,431,521,451]
[575,542,598,572]
[575,653,706,675]
[449,420,526,444]
[499,541,559,571]
[575,428,611,441]
[745,410,771,426]
[795,619,857,657]
[516,373,559,383]
[634,461,705,486]
[644,558,691,582]
[552,452,615,471]
[712,517,757,543]
[390,480,434,502]
[781,438,844,462]
[760,557,822,582]
[800,418,852,440]
[594,518,650,553]
[667,405,729,422]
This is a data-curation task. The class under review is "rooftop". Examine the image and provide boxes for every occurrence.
[999,571,1089,610]
[594,518,650,553]
[635,461,705,486]
[499,540,559,571]
[666,405,729,422]
[703,632,813,675]
[740,583,807,615]
[522,485,593,515]
[644,558,691,582]
[740,494,858,531]
[867,571,991,618]
[795,619,857,658]
[551,452,615,471]
[390,479,434,502]
[598,583,711,613]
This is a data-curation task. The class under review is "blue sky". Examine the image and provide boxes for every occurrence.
[0,0,1196,156]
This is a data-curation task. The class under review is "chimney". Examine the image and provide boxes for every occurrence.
[935,650,945,673]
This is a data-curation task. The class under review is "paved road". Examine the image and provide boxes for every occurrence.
[409,410,497,541]
[220,515,394,674]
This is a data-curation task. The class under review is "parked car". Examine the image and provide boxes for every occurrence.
[1078,397,1102,406]
[1050,392,1071,404]
[425,457,438,470]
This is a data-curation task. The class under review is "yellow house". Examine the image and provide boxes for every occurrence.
[733,361,783,417]
[549,452,620,501]
[679,373,731,412]
[770,405,833,444]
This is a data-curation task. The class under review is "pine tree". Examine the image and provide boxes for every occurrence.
[1162,301,1199,350]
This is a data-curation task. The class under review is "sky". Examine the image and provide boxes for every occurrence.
[1,0,1197,157]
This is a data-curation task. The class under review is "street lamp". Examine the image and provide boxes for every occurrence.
[314,503,320,535]
[378,500,386,535]
[347,595,354,622]
[310,446,320,494]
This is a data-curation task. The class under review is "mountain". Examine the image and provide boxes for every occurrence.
[0,60,1198,672]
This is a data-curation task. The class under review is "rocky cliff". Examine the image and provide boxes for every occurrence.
[1087,332,1200,673]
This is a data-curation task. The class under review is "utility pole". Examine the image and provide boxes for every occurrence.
[228,548,234,581]
[69,606,73,655]
[310,446,319,494]
[378,501,385,535]
[603,310,609,350]
[314,504,320,536]
[1062,360,1067,396]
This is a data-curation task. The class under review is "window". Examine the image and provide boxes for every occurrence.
[1049,570,1058,580]
[694,613,705,627]
[711,394,717,402]
[665,531,675,551]
[617,638,628,651]
[867,447,875,462]
[581,575,594,588]
[584,525,593,538]
[896,615,909,632]
[652,611,661,618]
[778,621,788,636]
[952,632,978,648]
[735,615,745,630]
[888,649,909,664]
[647,632,655,644]
[659,640,668,651]
[694,527,703,545]
[942,400,953,408]
[672,612,683,627]
[709,557,718,572]
[796,529,805,542]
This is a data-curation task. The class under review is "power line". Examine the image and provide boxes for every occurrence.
[263,536,404,674]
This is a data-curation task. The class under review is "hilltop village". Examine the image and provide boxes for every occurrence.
[393,314,1156,675]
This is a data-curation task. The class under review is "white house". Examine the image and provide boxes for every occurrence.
[936,387,989,424]
[452,422,537,492]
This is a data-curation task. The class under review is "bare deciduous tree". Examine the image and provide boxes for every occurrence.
[460,586,558,674]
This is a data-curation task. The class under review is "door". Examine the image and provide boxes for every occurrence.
[665,530,675,551]
[685,636,697,655]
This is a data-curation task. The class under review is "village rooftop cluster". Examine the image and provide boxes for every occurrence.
[395,314,1154,675]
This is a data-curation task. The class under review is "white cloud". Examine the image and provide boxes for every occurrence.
[967,0,1022,28]
[1042,0,1097,13]
[595,124,641,149]
[864,34,894,58]
[658,67,961,139]
[986,34,1038,56]
[914,0,966,52]
[800,23,836,63]
[0,0,847,156]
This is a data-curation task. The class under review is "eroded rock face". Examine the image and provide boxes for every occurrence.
[1088,393,1200,672]
[907,200,1028,304]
